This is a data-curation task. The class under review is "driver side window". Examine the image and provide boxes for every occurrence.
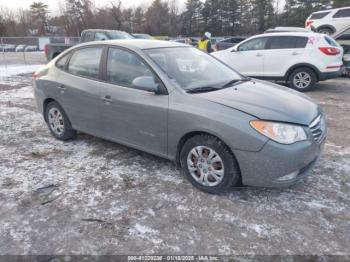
[106,48,155,88]
[238,38,268,51]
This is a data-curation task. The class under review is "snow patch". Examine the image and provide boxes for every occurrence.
[0,64,45,80]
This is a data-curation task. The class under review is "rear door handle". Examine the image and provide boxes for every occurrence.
[292,52,300,56]
[256,53,263,57]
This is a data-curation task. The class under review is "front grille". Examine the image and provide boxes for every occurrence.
[309,114,326,143]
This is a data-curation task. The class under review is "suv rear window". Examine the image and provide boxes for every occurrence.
[324,36,338,47]
[267,36,308,49]
[310,12,330,19]
[333,8,350,18]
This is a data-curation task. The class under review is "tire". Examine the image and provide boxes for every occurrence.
[180,135,240,194]
[45,101,76,141]
[317,27,334,35]
[288,67,317,92]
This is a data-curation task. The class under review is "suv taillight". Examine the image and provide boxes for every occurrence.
[319,47,340,56]
[306,20,313,27]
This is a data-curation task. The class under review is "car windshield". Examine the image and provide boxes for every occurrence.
[108,31,134,39]
[145,47,242,90]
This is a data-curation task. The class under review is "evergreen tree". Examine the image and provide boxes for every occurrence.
[30,1,49,35]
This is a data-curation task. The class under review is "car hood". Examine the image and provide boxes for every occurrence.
[196,80,320,125]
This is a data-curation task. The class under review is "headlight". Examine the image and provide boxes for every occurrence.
[250,120,307,144]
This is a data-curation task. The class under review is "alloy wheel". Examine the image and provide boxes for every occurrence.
[48,107,65,136]
[293,72,312,89]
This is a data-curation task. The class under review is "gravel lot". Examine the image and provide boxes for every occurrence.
[0,63,349,256]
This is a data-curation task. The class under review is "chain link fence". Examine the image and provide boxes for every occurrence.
[0,37,80,67]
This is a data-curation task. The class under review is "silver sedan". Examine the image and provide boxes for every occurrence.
[33,40,326,193]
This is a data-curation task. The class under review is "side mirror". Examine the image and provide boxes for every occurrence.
[132,76,160,94]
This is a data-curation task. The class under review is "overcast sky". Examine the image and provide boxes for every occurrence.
[0,0,186,13]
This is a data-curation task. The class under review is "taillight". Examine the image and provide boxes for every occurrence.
[33,68,48,80]
[306,20,313,27]
[44,44,48,56]
[319,47,340,56]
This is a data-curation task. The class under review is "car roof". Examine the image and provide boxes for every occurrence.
[81,29,127,33]
[312,6,350,14]
[265,27,310,33]
[253,32,323,38]
[77,39,188,50]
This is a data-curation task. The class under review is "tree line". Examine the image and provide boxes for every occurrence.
[0,0,348,37]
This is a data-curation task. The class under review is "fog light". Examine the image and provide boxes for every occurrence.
[276,170,299,181]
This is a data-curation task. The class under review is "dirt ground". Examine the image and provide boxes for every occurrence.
[0,65,349,255]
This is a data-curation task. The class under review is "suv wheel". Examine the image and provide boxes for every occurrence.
[45,101,76,140]
[180,135,240,194]
[318,27,333,35]
[289,67,317,92]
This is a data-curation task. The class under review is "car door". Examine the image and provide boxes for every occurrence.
[332,8,350,33]
[262,36,308,78]
[55,46,104,135]
[224,37,268,77]
[99,47,168,157]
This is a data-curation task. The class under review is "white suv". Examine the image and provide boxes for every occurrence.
[306,7,350,35]
[212,32,343,91]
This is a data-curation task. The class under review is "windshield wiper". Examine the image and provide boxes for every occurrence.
[186,86,221,94]
[222,77,251,88]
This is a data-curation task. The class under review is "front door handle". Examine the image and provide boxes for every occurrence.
[256,53,263,57]
[58,85,66,93]
[101,95,113,104]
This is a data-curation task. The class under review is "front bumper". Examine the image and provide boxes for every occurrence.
[234,136,326,188]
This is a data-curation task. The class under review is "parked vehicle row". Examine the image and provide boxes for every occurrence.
[0,44,39,52]
[33,39,326,194]
[213,32,343,91]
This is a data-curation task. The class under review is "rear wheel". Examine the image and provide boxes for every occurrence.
[289,67,317,92]
[45,101,76,141]
[180,135,240,194]
[318,27,334,35]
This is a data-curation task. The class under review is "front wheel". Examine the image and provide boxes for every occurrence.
[180,135,240,194]
[289,67,317,92]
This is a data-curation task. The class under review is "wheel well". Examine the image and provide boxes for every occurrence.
[43,98,56,122]
[317,25,335,34]
[175,131,242,185]
[286,65,319,82]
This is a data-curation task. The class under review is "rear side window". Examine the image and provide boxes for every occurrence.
[310,12,330,20]
[324,36,338,47]
[106,48,154,87]
[267,36,308,49]
[68,47,103,79]
[56,53,70,70]
[238,37,268,51]
[333,8,350,18]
